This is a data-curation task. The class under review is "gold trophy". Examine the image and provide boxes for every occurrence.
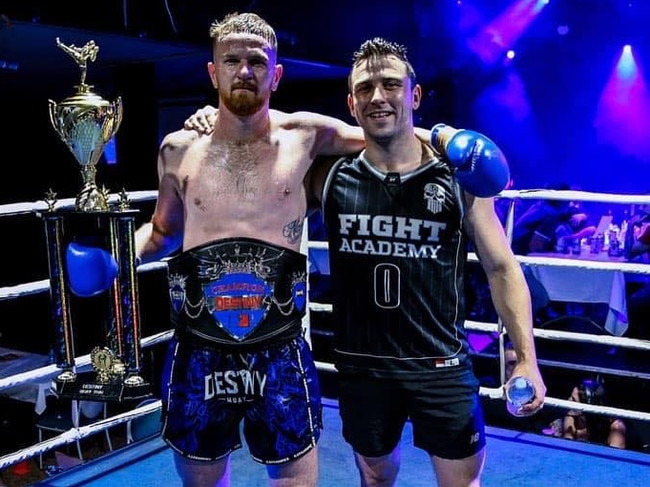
[48,38,123,212]
[42,39,149,403]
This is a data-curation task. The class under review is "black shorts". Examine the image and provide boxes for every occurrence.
[161,335,322,464]
[338,370,485,459]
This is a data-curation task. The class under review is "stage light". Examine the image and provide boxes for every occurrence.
[0,59,19,71]
[506,50,516,60]
[595,42,650,159]
[617,44,637,78]
[466,0,548,66]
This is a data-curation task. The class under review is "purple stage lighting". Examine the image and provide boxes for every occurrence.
[595,45,650,160]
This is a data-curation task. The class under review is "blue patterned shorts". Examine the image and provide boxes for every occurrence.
[161,335,322,464]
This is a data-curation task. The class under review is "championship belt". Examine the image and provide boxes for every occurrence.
[168,238,307,344]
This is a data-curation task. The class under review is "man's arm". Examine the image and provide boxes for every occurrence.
[292,111,366,157]
[134,131,188,263]
[184,108,509,198]
[464,194,546,414]
[183,105,367,157]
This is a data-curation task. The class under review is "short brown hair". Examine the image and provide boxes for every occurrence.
[209,12,277,51]
[349,37,416,89]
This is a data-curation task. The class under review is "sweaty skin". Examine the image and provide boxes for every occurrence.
[136,107,366,261]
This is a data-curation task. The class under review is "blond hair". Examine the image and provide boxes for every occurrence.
[209,12,277,51]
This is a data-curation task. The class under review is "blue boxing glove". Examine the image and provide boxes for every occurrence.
[431,124,510,198]
[65,243,118,297]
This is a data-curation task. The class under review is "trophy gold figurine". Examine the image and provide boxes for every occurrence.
[42,39,150,403]
[48,37,123,213]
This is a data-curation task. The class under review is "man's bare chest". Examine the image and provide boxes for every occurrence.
[181,140,306,205]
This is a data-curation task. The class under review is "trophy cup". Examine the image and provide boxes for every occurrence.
[42,38,150,403]
[48,37,122,213]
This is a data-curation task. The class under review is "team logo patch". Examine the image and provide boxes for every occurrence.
[423,183,445,215]
[203,272,272,341]
[168,273,187,314]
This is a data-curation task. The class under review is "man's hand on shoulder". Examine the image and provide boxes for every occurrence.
[184,104,218,134]
[162,128,202,149]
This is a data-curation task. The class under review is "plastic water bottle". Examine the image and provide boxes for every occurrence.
[505,376,535,417]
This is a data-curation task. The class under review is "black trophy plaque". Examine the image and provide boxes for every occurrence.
[40,196,152,403]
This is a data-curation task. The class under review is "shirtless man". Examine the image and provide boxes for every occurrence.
[71,12,365,487]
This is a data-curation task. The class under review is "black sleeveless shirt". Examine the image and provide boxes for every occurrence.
[322,152,472,378]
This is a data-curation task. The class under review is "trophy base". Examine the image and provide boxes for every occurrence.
[52,372,152,403]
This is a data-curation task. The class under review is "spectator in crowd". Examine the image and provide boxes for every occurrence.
[562,377,626,449]
[624,202,650,339]
[625,203,650,262]
[553,200,597,253]
[511,183,595,256]
[509,184,597,323]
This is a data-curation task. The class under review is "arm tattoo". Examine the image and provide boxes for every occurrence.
[283,217,304,245]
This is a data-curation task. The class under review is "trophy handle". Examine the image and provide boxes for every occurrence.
[48,100,63,139]
[112,97,123,133]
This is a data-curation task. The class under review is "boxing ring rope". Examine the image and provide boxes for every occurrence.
[0,191,159,219]
[0,331,173,392]
[1,189,650,472]
[0,399,162,472]
[500,188,650,205]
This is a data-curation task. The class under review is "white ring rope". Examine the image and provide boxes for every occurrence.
[0,400,162,471]
[466,320,650,351]
[499,189,650,205]
[315,361,650,421]
[492,254,647,275]
[0,191,159,218]
[0,262,168,302]
[1,189,650,471]
[0,331,173,393]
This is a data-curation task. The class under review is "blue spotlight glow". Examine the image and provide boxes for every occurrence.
[617,45,637,79]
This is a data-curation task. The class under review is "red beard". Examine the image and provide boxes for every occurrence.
[222,88,264,116]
